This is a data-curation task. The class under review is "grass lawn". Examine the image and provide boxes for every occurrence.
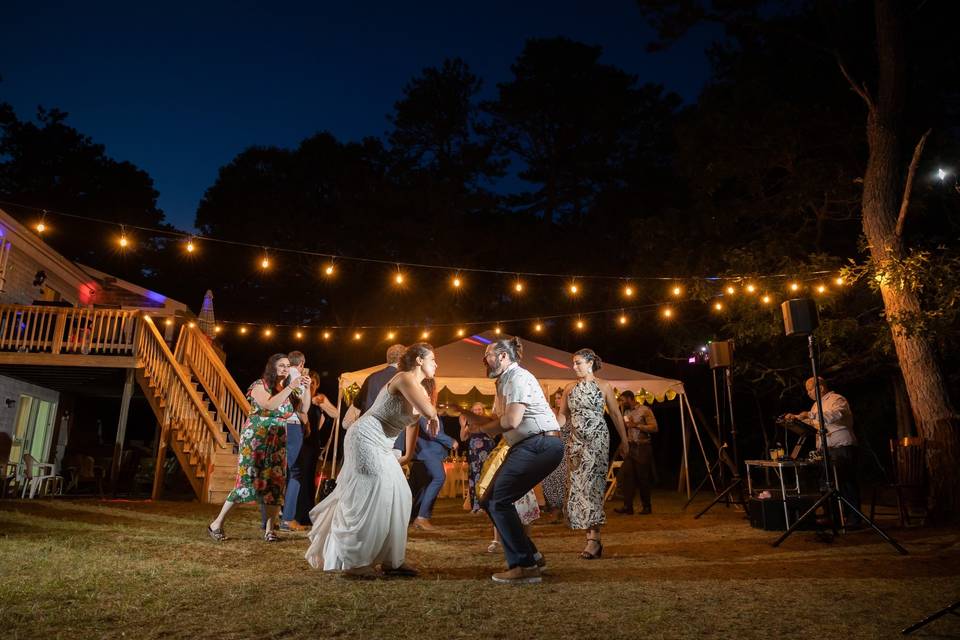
[2,491,959,639]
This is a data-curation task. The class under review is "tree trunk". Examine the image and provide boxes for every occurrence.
[860,0,960,522]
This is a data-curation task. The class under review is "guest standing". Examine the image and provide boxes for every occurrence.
[560,349,629,559]
[353,344,406,413]
[540,389,568,522]
[207,353,307,542]
[459,402,496,513]
[281,350,310,531]
[411,382,458,530]
[614,390,658,515]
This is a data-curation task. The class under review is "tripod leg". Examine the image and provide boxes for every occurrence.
[772,489,836,547]
[902,601,960,635]
[693,478,742,519]
[682,457,724,511]
[836,495,908,555]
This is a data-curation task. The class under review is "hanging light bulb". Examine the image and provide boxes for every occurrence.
[452,274,462,289]
[618,314,628,326]
[835,276,844,286]
[119,227,130,248]
[394,267,405,285]
[514,278,524,293]
[294,330,303,339]
[263,328,273,338]
[185,238,196,253]
[164,318,173,326]
[623,284,635,298]
[421,330,430,339]
[353,331,362,341]
[534,322,543,333]
[662,307,674,318]
[187,322,196,329]
[35,220,47,234]
[260,250,270,270]
[569,282,580,295]
[214,325,222,334]
[239,326,248,334]
[387,331,396,340]
[671,285,682,297]
[816,284,827,294]
[789,282,800,292]
[575,319,585,330]
[761,294,772,304]
[494,326,502,335]
[745,283,756,294]
[322,331,331,340]
[324,263,335,276]
[456,328,465,337]
[725,285,735,295]
[713,301,724,311]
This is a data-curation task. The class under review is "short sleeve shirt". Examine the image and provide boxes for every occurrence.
[494,363,561,445]
[625,405,657,444]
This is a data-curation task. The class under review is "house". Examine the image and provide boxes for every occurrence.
[0,207,245,502]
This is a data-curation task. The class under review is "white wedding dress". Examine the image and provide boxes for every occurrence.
[305,383,416,571]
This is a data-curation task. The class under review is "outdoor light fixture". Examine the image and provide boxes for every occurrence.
[672,285,682,297]
[623,284,634,297]
[324,263,335,276]
[746,283,756,293]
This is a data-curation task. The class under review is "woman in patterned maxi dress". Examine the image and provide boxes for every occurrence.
[207,353,306,542]
[460,402,496,513]
[560,349,629,559]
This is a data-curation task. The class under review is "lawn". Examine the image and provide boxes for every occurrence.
[1,492,959,639]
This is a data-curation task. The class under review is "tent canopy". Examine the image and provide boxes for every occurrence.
[339,331,684,400]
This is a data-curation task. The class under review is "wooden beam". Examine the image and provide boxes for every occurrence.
[0,353,137,368]
[151,422,169,501]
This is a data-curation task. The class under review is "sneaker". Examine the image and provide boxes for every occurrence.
[534,553,548,573]
[491,565,541,584]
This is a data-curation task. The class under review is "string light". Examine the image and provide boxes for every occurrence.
[239,326,248,334]
[387,331,396,340]
[534,322,543,333]
[118,227,130,249]
[164,318,173,326]
[295,330,303,339]
[322,331,331,340]
[662,307,674,319]
[568,282,580,296]
[623,284,635,298]
[394,266,405,285]
[263,328,273,338]
[789,282,800,292]
[353,331,362,341]
[324,263,335,276]
[452,274,462,289]
[835,276,844,286]
[260,249,270,270]
[513,277,524,293]
[493,326,502,335]
[456,328,465,337]
[575,318,585,330]
[745,283,756,294]
[713,301,724,312]
[725,285,736,295]
[185,238,196,253]
[618,313,628,326]
[816,284,827,294]
[35,212,48,234]
[421,330,430,339]
[214,325,222,334]
[671,285,682,297]
[762,294,772,304]
[187,322,196,328]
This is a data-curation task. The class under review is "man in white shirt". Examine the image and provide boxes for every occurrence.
[787,376,862,528]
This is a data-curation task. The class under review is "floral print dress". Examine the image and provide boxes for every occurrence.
[226,379,294,505]
[565,379,609,529]
[467,432,497,512]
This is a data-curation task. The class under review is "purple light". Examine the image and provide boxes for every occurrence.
[471,334,492,344]
[688,356,697,364]
[145,290,167,303]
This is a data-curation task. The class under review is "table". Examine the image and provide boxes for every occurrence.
[745,459,816,529]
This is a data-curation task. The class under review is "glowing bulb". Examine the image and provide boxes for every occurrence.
[835,276,844,286]
[119,235,129,248]
[387,331,395,340]
[672,285,682,297]
[395,273,404,285]
[938,167,947,181]
[569,283,579,295]
[762,295,771,304]
[534,323,542,332]
[164,319,173,326]
[713,301,723,311]
[264,328,273,337]
[452,276,462,288]
[353,332,362,341]
[816,285,827,294]
[421,331,430,339]
[618,314,628,325]
[575,319,585,330]
[260,257,270,269]
[725,285,735,295]
[324,264,335,276]
[623,285,634,297]
[186,240,195,253]
[789,282,800,291]
[240,326,248,334]
[214,326,222,334]
[456,328,465,337]
[187,322,195,329]
[35,222,46,233]
[322,331,331,340]
[662,307,673,318]
[746,283,756,294]
[295,331,303,339]
[514,281,524,292]
[494,327,501,335]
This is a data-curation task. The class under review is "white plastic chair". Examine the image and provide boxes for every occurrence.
[20,454,63,498]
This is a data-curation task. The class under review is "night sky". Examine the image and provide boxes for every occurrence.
[1,1,714,230]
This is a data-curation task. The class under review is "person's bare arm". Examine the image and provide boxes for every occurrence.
[249,380,301,411]
[462,410,508,436]
[602,383,629,457]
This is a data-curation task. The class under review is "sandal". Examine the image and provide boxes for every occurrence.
[263,530,280,543]
[207,525,227,542]
[579,539,603,560]
[486,539,501,553]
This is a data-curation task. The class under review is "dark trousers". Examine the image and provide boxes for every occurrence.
[619,443,653,510]
[281,421,305,523]
[482,434,565,569]
[828,445,862,526]
[407,461,430,524]
[415,454,447,519]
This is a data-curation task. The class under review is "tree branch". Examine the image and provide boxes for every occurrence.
[837,60,875,110]
[895,128,933,238]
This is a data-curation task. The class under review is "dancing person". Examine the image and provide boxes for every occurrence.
[477,437,542,555]
[786,376,862,528]
[559,349,629,559]
[540,389,568,523]
[410,379,458,530]
[280,350,310,531]
[459,402,496,513]
[288,371,338,526]
[614,390,658,515]
[462,336,563,584]
[305,343,440,578]
[353,343,406,413]
[208,353,307,542]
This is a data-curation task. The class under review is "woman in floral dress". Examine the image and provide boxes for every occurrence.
[560,349,628,559]
[207,353,307,542]
[540,389,568,522]
[460,402,496,513]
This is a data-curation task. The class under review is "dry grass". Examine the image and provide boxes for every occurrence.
[2,492,959,640]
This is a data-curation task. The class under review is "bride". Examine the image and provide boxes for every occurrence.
[305,342,440,578]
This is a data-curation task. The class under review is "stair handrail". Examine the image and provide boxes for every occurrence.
[137,315,226,449]
[174,324,249,443]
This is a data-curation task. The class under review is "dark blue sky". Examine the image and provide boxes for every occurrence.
[2,2,715,230]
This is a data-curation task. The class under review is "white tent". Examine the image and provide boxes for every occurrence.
[330,331,710,496]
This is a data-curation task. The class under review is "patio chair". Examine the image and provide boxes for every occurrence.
[604,460,623,502]
[0,433,17,498]
[64,454,104,497]
[870,437,927,527]
[20,453,63,498]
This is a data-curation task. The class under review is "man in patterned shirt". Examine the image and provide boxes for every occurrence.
[614,391,658,515]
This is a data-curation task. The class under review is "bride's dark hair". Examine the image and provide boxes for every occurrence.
[400,342,433,371]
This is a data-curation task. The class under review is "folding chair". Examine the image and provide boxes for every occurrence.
[870,437,926,527]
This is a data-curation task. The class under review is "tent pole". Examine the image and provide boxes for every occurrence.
[679,394,690,498]
[331,381,343,477]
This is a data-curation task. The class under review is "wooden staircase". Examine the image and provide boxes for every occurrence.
[136,316,249,503]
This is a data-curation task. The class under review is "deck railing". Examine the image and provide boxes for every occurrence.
[0,305,138,355]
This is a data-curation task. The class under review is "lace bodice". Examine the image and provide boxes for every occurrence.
[364,383,418,438]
